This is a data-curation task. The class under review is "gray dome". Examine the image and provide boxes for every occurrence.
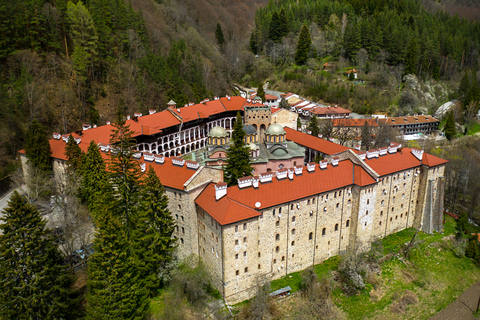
[208,126,228,138]
[266,124,286,135]
[243,124,256,135]
[271,147,288,156]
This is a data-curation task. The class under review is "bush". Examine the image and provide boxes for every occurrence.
[453,240,467,258]
[465,237,479,259]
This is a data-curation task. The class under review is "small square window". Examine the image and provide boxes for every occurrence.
[235,254,238,259]
[236,270,239,276]
[258,264,261,269]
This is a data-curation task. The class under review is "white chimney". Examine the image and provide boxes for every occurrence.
[172,157,185,167]
[288,168,294,180]
[215,182,228,200]
[186,160,199,170]
[238,176,253,189]
[154,154,165,164]
[307,162,316,172]
[320,159,328,169]
[331,157,339,166]
[140,163,146,172]
[379,147,388,156]
[411,148,424,161]
[276,168,288,180]
[133,152,142,159]
[252,177,259,188]
[126,115,130,120]
[358,152,366,160]
[259,172,273,183]
[143,152,154,162]
[294,166,303,175]
[53,133,61,140]
[82,124,91,131]
[134,112,142,118]
[149,109,156,115]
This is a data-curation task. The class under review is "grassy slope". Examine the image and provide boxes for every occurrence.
[270,216,480,319]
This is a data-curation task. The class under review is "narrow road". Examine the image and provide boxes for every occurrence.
[429,282,480,320]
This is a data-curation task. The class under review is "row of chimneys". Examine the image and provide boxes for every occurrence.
[214,158,340,200]
[357,143,402,160]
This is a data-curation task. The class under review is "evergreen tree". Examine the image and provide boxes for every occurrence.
[361,121,372,150]
[268,11,281,42]
[297,116,302,129]
[25,120,52,173]
[224,112,253,186]
[459,70,470,106]
[444,111,456,140]
[257,83,266,102]
[456,212,469,240]
[405,38,418,75]
[215,22,225,46]
[108,113,143,240]
[465,236,479,259]
[86,207,149,319]
[137,166,177,294]
[307,115,320,137]
[249,31,258,55]
[0,191,78,319]
[295,24,312,66]
[79,140,108,211]
[348,70,355,81]
[278,8,289,38]
[65,134,84,173]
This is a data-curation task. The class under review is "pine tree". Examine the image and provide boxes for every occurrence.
[0,191,78,319]
[25,120,52,173]
[295,24,312,66]
[459,70,470,106]
[405,38,418,75]
[257,83,266,102]
[249,31,258,55]
[224,112,253,186]
[65,134,84,173]
[137,166,177,294]
[307,115,320,137]
[349,70,355,81]
[86,207,149,319]
[79,140,108,211]
[268,11,281,42]
[465,237,479,259]
[215,22,225,46]
[297,116,302,129]
[444,111,456,140]
[108,113,143,240]
[278,8,289,38]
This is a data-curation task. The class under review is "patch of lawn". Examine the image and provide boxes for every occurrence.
[467,121,480,136]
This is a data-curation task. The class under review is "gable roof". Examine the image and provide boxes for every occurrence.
[332,119,378,127]
[285,127,350,155]
[378,115,439,125]
[310,106,351,115]
[196,159,376,225]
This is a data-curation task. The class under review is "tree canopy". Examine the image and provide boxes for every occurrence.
[224,112,253,186]
[24,120,52,173]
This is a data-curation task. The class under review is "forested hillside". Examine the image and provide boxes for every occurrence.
[0,0,267,188]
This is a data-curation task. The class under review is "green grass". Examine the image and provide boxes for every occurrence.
[466,121,480,136]
[270,216,480,319]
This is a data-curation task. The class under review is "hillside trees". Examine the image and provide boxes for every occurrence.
[215,22,225,46]
[224,112,253,186]
[444,112,457,140]
[295,25,312,65]
[307,115,320,137]
[79,140,108,211]
[25,120,52,173]
[0,191,79,319]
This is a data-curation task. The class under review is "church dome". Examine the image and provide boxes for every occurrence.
[266,124,286,135]
[243,124,256,135]
[208,126,228,138]
[271,147,288,156]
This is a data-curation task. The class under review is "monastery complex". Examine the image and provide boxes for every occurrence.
[20,96,448,304]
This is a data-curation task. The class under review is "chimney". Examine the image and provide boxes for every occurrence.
[126,115,131,120]
[106,121,111,125]
[82,124,91,131]
[133,152,142,159]
[143,152,154,162]
[140,163,146,172]
[167,100,176,110]
[134,112,142,118]
[154,154,165,164]
[411,148,424,161]
[238,176,253,189]
[172,157,185,167]
[276,168,288,180]
[252,176,259,188]
[307,162,316,172]
[215,182,228,200]
[259,172,273,183]
[53,133,61,140]
[294,165,303,175]
[320,159,328,169]
[331,157,339,166]
[149,109,156,115]
[186,160,199,170]
[287,168,294,180]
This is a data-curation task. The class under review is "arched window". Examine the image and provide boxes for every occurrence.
[276,246,280,253]
[275,221,280,227]
[275,234,280,241]
[291,241,295,246]
[292,216,296,222]
[291,229,296,235]
[366,210,369,215]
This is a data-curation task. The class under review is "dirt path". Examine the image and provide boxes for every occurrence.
[429,282,480,320]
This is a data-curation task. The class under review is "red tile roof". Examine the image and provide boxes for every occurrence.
[332,119,378,127]
[250,93,278,100]
[285,127,350,155]
[363,147,447,176]
[196,159,376,225]
[378,115,439,125]
[310,106,351,115]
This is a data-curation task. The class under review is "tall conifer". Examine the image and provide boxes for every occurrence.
[25,120,52,173]
[224,112,253,186]
[444,111,456,140]
[0,191,78,319]
[65,134,84,173]
[268,12,281,42]
[79,140,108,211]
[295,24,312,65]
[215,22,225,46]
[137,166,177,294]
[405,38,418,75]
[307,115,320,137]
